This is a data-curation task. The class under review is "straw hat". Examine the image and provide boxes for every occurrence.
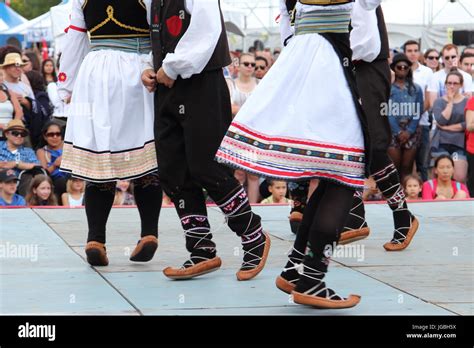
[0,53,27,68]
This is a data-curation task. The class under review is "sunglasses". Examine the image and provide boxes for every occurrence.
[444,55,457,61]
[395,65,409,71]
[45,132,62,138]
[446,81,461,86]
[10,130,27,138]
[255,65,267,71]
[426,55,439,60]
[22,59,30,63]
[241,62,256,68]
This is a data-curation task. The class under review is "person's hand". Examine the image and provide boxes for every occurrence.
[16,94,27,106]
[436,194,447,200]
[141,69,157,92]
[398,130,410,144]
[0,161,16,169]
[63,95,71,104]
[54,156,62,167]
[156,67,175,88]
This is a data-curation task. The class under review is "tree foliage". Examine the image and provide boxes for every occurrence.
[9,0,62,20]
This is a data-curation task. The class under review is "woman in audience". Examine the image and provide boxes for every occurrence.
[387,54,423,181]
[424,49,441,73]
[25,174,58,206]
[226,53,261,203]
[0,68,23,138]
[465,96,474,196]
[36,121,67,198]
[61,177,85,207]
[432,69,468,183]
[422,155,470,200]
[41,58,58,85]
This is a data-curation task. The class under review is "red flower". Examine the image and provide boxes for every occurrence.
[58,72,67,82]
[166,15,182,37]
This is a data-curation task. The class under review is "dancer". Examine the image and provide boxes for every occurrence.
[58,0,162,266]
[339,1,419,250]
[216,0,379,309]
[142,0,270,281]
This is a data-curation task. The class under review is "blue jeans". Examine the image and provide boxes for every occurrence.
[416,125,431,181]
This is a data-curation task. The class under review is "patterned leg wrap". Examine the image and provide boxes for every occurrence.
[180,214,216,268]
[373,163,413,244]
[343,190,368,232]
[294,263,344,301]
[280,247,305,286]
[217,186,265,271]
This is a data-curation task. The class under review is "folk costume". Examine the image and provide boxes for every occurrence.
[58,0,162,266]
[146,0,270,280]
[217,0,377,309]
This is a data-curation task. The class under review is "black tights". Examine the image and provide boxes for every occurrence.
[290,181,355,273]
[85,173,163,244]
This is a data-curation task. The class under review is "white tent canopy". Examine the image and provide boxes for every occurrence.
[381,0,474,50]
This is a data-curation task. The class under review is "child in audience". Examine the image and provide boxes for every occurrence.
[260,180,292,204]
[25,174,57,206]
[113,180,135,206]
[61,177,85,207]
[403,174,423,200]
[0,169,26,206]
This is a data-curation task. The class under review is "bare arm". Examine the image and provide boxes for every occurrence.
[466,109,474,132]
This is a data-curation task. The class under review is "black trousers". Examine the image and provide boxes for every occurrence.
[355,60,393,171]
[154,69,258,231]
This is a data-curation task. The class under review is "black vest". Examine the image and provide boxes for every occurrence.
[83,0,150,39]
[375,6,390,60]
[150,0,231,72]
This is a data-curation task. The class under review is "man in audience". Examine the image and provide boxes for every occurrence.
[255,56,269,80]
[0,52,35,111]
[460,52,474,78]
[0,119,40,196]
[427,44,473,109]
[0,169,26,206]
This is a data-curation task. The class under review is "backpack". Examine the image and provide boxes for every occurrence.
[23,91,53,149]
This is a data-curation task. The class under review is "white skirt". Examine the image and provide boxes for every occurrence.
[216,33,366,189]
[61,49,157,182]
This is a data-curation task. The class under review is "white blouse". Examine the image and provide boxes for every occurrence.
[57,0,90,101]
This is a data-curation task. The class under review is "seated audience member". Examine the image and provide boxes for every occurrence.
[113,180,135,206]
[61,177,85,207]
[25,174,57,206]
[403,174,423,200]
[36,121,67,198]
[422,155,470,200]
[0,169,26,206]
[260,180,292,204]
[0,68,23,138]
[0,119,40,196]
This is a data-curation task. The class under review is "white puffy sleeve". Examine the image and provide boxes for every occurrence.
[57,0,90,100]
[279,0,295,47]
[358,0,382,11]
[162,0,222,80]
